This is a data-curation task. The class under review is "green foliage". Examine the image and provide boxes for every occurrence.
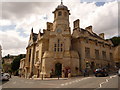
[3,54,10,59]
[110,36,120,47]
[2,58,4,64]
[11,54,26,75]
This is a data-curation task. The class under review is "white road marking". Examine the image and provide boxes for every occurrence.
[72,81,75,83]
[65,83,68,85]
[68,82,72,84]
[61,84,65,86]
[110,75,117,78]
[94,75,117,90]
[13,81,16,84]
[98,75,117,88]
[60,77,92,87]
[25,82,33,84]
[106,79,109,82]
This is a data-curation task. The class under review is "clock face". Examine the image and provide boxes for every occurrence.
[57,29,62,33]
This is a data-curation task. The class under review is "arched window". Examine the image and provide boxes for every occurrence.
[58,11,62,16]
[55,13,56,18]
[64,12,67,16]
[54,44,56,52]
[57,39,60,52]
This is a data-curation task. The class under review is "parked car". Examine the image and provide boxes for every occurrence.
[94,68,109,77]
[118,69,120,77]
[1,72,10,81]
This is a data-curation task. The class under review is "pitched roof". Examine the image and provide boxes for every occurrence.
[33,33,38,42]
[80,28,104,40]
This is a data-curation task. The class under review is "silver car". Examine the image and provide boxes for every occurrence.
[1,72,10,81]
[118,69,120,77]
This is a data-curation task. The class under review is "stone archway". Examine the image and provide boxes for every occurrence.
[55,63,62,76]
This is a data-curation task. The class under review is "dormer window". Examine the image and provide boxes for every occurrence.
[58,11,62,16]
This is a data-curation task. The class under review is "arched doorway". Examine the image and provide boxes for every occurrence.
[55,63,62,76]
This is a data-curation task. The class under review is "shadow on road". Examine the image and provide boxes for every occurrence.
[1,80,9,85]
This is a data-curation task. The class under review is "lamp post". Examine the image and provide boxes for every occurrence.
[41,66,44,80]
[41,73,43,80]
[58,72,59,80]
[37,66,39,78]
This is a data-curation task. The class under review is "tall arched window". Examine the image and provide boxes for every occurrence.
[54,44,57,52]
[55,13,56,18]
[64,12,67,17]
[58,11,62,16]
[57,39,60,52]
[54,39,63,52]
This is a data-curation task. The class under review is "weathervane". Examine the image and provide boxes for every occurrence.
[61,0,63,5]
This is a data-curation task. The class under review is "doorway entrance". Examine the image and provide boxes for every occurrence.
[55,63,62,76]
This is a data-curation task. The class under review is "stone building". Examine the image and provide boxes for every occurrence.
[3,55,17,64]
[114,45,120,68]
[0,45,2,70]
[23,2,114,78]
[19,58,25,77]
[0,45,2,61]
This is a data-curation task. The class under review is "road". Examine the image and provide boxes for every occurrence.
[1,74,119,89]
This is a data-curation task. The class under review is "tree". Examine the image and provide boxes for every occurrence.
[110,36,120,47]
[4,54,10,59]
[11,54,26,75]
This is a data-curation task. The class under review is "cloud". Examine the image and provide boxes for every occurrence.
[0,24,16,31]
[67,1,118,38]
[0,30,28,56]
[2,2,58,20]
[0,1,118,56]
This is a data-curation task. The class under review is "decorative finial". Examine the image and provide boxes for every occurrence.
[61,0,63,5]
[31,27,33,33]
[39,29,41,33]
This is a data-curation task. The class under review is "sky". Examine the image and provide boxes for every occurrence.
[0,0,119,57]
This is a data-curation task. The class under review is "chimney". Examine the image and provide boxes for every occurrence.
[85,26,93,33]
[99,33,104,39]
[73,19,80,29]
[47,22,53,31]
[31,27,33,33]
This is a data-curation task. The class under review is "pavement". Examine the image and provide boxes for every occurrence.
[1,74,119,89]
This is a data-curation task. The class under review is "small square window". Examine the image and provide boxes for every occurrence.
[58,11,62,16]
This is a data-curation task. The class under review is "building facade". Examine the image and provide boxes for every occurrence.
[0,45,2,70]
[114,45,120,68]
[0,45,2,61]
[19,58,25,77]
[23,2,114,78]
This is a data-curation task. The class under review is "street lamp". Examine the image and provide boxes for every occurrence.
[41,66,44,80]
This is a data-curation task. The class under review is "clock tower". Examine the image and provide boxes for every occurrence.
[53,1,70,32]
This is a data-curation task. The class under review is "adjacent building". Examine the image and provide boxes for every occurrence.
[3,55,17,64]
[19,58,25,77]
[0,45,2,70]
[22,2,115,78]
[114,45,120,68]
[0,45,2,61]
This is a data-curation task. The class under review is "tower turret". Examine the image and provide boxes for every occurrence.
[52,1,70,32]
